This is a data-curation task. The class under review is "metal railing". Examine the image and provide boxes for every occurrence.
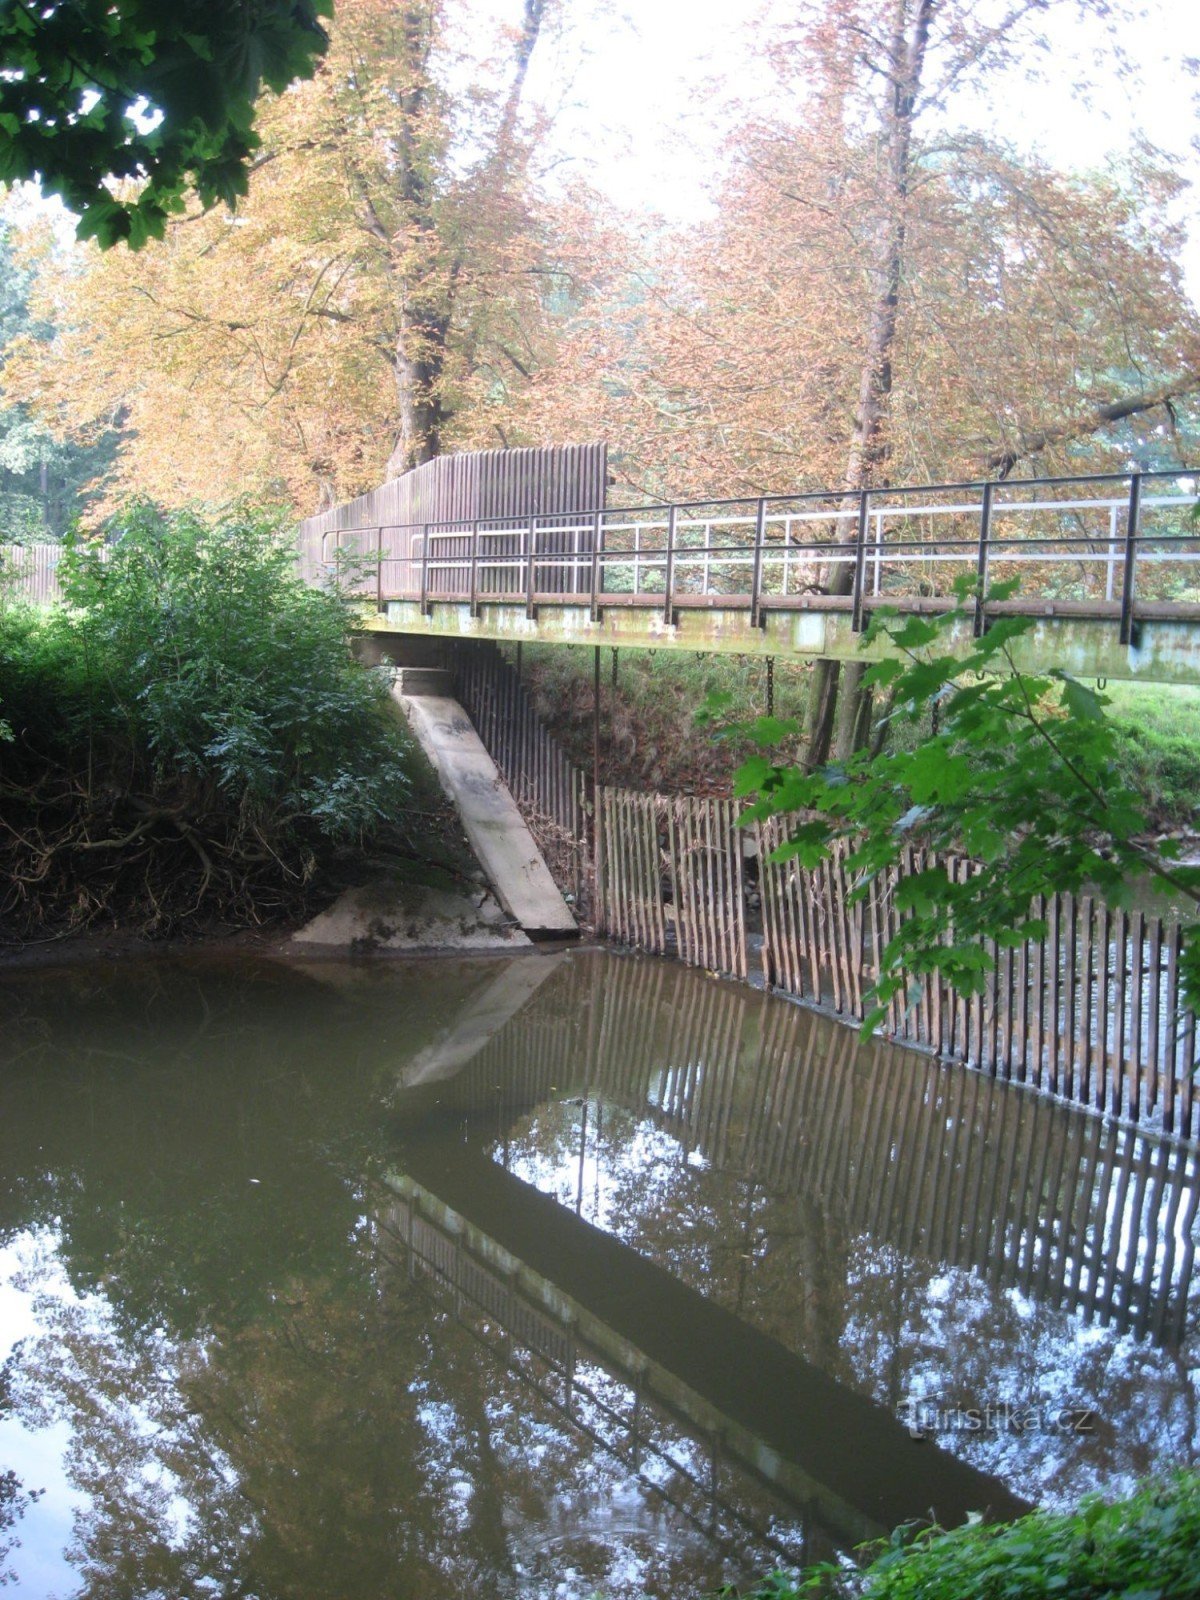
[308,468,1200,646]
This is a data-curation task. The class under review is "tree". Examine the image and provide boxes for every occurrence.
[3,0,562,510]
[0,219,118,535]
[0,0,330,248]
[0,501,413,938]
[517,0,1200,759]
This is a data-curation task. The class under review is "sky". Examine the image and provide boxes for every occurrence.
[518,0,1200,297]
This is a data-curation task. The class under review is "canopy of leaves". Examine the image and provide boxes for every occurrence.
[0,220,117,533]
[0,0,330,247]
[2,0,562,509]
[516,2,1200,499]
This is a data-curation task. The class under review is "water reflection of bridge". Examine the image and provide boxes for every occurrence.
[378,1175,829,1566]
[402,951,1199,1351]
[378,1152,1027,1559]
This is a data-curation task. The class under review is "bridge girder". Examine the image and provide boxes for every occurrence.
[360,597,1200,686]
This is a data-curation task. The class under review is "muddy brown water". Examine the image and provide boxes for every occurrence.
[0,949,1196,1598]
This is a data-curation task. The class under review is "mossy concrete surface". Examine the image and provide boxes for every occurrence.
[362,599,1200,685]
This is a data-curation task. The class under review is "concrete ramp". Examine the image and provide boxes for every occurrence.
[394,671,578,940]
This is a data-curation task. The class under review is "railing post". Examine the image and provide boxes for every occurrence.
[589,509,603,623]
[973,481,994,638]
[375,524,384,610]
[468,519,480,617]
[419,523,431,616]
[750,497,767,629]
[851,490,870,632]
[1119,472,1142,646]
[525,515,537,620]
[663,503,678,625]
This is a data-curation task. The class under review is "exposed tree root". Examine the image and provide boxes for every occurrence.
[0,768,328,944]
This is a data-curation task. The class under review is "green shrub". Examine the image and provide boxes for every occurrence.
[733,1470,1200,1600]
[0,500,411,937]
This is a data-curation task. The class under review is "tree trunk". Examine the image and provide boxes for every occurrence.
[805,0,935,770]
[833,661,873,762]
[381,0,548,481]
[802,657,841,769]
[389,306,451,477]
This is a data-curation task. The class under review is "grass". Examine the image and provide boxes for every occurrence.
[1104,682,1200,832]
[517,646,1200,835]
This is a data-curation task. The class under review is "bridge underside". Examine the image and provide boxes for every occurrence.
[364,595,1200,685]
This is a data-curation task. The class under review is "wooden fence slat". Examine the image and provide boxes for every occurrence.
[1129,908,1144,1120]
[1110,907,1126,1118]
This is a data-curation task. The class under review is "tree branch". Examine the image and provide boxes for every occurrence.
[979,373,1200,476]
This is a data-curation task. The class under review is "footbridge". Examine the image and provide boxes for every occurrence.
[300,452,1200,685]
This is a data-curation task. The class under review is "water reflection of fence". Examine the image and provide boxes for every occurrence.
[435,955,1199,1348]
[375,1180,817,1566]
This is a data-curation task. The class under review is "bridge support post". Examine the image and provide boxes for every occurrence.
[851,491,870,632]
[589,509,603,622]
[420,523,431,616]
[973,482,994,638]
[468,519,480,617]
[526,515,537,620]
[663,504,678,625]
[750,497,767,628]
[1119,473,1142,647]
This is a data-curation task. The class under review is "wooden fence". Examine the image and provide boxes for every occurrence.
[756,825,1198,1137]
[297,442,608,597]
[591,792,1199,1139]
[0,542,64,605]
[596,787,747,979]
[399,656,1197,1143]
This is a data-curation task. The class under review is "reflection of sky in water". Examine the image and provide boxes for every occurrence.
[1,1230,199,1600]
[1,1233,102,1600]
[0,954,823,1597]
[501,1096,1200,1509]
[0,1203,776,1599]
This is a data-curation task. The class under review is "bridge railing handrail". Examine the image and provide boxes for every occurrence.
[305,467,1199,645]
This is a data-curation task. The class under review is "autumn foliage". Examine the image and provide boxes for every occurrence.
[2,0,1197,525]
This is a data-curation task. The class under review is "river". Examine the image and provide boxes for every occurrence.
[1,949,1196,1598]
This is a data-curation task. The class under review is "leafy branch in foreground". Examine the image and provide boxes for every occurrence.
[0,0,331,248]
[722,575,1200,1033]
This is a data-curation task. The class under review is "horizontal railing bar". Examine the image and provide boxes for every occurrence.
[410,529,1200,561]
[312,471,1198,545]
[321,501,1200,554]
